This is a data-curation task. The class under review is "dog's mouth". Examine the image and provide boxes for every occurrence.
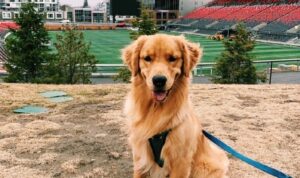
[152,90,170,102]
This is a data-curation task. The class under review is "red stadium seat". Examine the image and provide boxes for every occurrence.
[223,5,269,21]
[0,22,19,30]
[278,6,300,24]
[205,6,243,20]
[184,6,222,19]
[248,5,298,22]
[183,5,300,23]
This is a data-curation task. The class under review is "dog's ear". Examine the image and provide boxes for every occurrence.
[122,35,147,76]
[176,36,202,77]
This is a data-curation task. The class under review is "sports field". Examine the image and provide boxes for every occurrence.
[49,30,300,64]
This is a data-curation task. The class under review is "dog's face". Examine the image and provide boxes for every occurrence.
[122,34,202,102]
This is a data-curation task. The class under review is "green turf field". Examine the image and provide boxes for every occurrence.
[49,30,300,64]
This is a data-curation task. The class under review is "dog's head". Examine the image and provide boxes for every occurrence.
[122,34,202,102]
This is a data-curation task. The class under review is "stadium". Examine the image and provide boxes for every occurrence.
[0,1,300,177]
[1,0,300,83]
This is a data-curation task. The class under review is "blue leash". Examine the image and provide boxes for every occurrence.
[203,130,292,178]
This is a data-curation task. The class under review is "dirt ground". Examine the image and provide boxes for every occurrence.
[0,84,299,178]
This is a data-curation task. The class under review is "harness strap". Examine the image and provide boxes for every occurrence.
[203,130,292,178]
[148,129,171,167]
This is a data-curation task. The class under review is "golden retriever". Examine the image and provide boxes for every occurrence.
[122,34,229,178]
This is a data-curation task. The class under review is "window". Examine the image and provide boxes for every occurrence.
[47,13,54,19]
[67,11,73,21]
[93,13,104,23]
[2,12,12,19]
[56,13,62,19]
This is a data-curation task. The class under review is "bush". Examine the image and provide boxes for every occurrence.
[113,67,131,83]
[211,23,265,84]
[114,8,158,83]
[47,25,96,84]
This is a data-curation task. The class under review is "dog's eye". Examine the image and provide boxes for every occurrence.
[168,56,176,62]
[144,56,151,62]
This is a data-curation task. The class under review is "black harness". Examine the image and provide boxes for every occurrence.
[148,129,171,168]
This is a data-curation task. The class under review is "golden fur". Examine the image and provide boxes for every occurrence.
[122,34,229,178]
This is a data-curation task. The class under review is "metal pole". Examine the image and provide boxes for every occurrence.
[269,61,273,84]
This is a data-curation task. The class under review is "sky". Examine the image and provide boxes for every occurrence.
[59,0,102,7]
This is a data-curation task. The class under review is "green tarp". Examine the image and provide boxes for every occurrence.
[48,96,73,103]
[40,90,73,103]
[14,105,48,114]
[40,91,67,98]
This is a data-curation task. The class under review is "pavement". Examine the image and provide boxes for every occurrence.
[1,72,299,84]
[91,72,300,84]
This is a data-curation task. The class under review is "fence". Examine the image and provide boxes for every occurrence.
[93,59,300,84]
[194,58,300,84]
[1,59,300,84]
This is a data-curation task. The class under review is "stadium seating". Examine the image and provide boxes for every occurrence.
[248,5,298,22]
[0,43,7,63]
[172,1,300,42]
[278,6,300,25]
[208,0,298,6]
[184,6,222,19]
[0,22,19,30]
[204,6,243,20]
[223,5,269,21]
[190,19,215,28]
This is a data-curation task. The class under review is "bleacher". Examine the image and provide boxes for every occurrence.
[0,42,7,63]
[171,0,300,42]
[0,24,11,64]
[248,5,298,22]
[0,22,19,30]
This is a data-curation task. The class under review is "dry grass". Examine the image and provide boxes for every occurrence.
[0,83,299,178]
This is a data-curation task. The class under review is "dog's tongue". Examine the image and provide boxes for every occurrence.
[153,91,167,101]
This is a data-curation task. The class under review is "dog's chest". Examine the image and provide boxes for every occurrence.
[132,136,171,178]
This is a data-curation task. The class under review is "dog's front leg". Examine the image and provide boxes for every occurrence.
[133,171,147,178]
[168,159,191,178]
[132,152,148,178]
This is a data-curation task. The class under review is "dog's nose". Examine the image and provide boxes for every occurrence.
[152,75,167,88]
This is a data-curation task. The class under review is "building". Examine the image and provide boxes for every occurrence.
[139,0,212,24]
[64,0,107,23]
[94,0,110,22]
[0,0,63,21]
[139,0,179,25]
[110,0,140,22]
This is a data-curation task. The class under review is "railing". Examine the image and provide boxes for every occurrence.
[195,58,300,84]
[1,59,300,84]
[92,64,125,77]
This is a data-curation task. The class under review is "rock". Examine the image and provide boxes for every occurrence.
[95,133,107,138]
[53,172,61,177]
[109,152,120,159]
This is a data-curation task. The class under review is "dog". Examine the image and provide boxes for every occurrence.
[122,34,229,178]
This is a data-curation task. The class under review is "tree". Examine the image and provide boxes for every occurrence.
[130,8,158,40]
[51,25,96,84]
[212,23,264,84]
[114,8,158,82]
[4,3,51,83]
